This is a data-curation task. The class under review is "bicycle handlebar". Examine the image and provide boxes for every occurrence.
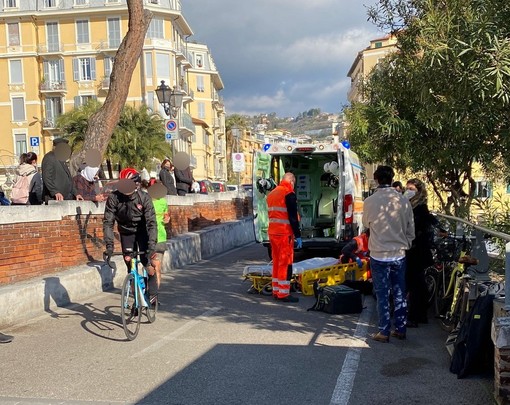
[103,250,147,268]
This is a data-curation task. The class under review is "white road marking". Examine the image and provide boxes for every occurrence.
[329,297,375,405]
[131,307,222,358]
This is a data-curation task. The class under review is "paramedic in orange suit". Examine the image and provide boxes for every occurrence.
[267,172,302,303]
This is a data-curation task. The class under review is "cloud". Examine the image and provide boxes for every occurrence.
[183,0,381,116]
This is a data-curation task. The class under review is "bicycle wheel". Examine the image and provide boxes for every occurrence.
[424,267,437,307]
[121,273,141,340]
[146,293,158,323]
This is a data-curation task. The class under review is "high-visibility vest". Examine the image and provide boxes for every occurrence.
[267,182,294,235]
[354,233,369,257]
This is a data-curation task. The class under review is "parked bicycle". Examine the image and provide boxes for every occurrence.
[104,249,158,340]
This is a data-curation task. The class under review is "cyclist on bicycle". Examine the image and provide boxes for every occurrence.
[103,168,158,296]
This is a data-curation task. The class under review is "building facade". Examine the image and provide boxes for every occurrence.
[0,0,226,183]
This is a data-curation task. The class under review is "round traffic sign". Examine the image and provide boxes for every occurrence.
[166,120,177,131]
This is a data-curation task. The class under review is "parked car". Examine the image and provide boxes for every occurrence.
[211,181,228,192]
[196,179,215,194]
[227,185,239,192]
[241,183,253,197]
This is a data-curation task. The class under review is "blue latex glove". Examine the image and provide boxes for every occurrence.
[295,237,303,249]
[355,257,363,268]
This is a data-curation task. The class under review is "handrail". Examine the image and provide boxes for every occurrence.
[434,212,510,309]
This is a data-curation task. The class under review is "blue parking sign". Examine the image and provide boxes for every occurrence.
[30,137,39,147]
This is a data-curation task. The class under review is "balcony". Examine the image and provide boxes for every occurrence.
[37,43,65,55]
[39,81,67,94]
[97,40,119,54]
[214,139,226,156]
[212,96,224,112]
[42,118,57,130]
[179,110,195,139]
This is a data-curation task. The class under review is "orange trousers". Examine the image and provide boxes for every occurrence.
[269,233,294,298]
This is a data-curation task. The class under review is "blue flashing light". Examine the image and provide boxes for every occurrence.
[341,139,351,149]
[262,143,271,152]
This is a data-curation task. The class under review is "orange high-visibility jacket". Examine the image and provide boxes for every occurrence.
[267,181,294,236]
[355,233,369,256]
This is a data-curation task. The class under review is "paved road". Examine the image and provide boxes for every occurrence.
[0,243,495,404]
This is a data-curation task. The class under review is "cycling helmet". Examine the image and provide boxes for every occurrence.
[119,168,141,183]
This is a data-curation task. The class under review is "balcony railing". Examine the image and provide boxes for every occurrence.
[101,77,110,90]
[37,43,65,54]
[40,81,66,92]
[179,110,195,139]
[43,118,57,129]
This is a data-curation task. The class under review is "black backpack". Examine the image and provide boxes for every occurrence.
[308,282,363,314]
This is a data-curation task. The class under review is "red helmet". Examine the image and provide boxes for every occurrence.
[119,168,141,183]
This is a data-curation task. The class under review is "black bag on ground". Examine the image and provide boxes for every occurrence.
[342,279,373,295]
[308,283,363,314]
[449,293,495,379]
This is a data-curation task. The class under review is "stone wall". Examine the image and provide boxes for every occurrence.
[0,192,251,285]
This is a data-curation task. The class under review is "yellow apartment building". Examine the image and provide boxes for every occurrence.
[185,41,226,181]
[0,0,226,183]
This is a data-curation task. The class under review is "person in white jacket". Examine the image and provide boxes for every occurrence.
[362,165,415,343]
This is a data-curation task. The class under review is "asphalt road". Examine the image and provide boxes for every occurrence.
[0,243,496,405]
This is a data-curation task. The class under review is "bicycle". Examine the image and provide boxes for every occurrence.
[104,249,158,340]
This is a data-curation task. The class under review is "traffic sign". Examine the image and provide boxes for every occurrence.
[164,119,179,143]
[262,143,271,152]
[232,152,245,172]
[30,137,39,147]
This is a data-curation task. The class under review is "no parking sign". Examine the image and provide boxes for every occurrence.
[165,119,179,142]
[232,152,245,172]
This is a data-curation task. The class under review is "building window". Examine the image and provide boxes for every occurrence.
[147,91,155,111]
[74,0,88,5]
[474,181,493,199]
[43,59,65,86]
[203,132,209,146]
[44,0,57,7]
[197,75,205,92]
[73,58,96,81]
[195,54,203,68]
[197,102,206,119]
[104,56,114,77]
[156,52,169,79]
[46,22,60,52]
[12,97,25,121]
[374,41,382,48]
[74,94,97,108]
[76,20,89,44]
[15,133,27,157]
[44,97,63,127]
[147,18,164,39]
[145,52,153,79]
[7,22,20,46]
[9,60,22,84]
[108,17,121,48]
[5,0,18,8]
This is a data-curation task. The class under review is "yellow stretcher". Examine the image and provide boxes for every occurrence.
[243,258,370,296]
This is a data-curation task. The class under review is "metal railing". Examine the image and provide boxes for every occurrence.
[435,212,510,309]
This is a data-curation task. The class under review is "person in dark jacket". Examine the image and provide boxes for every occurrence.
[404,178,436,327]
[159,159,177,195]
[41,138,83,202]
[73,165,105,202]
[103,168,158,274]
[174,165,193,196]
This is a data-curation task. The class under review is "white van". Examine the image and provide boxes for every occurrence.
[252,141,366,256]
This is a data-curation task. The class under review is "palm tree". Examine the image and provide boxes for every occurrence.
[56,102,171,178]
[225,114,248,183]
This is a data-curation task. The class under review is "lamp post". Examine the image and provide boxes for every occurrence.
[156,80,184,159]
[155,80,183,118]
[231,125,241,187]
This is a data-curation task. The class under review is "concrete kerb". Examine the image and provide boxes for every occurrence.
[0,217,255,329]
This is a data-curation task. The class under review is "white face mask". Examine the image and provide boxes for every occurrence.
[404,190,416,199]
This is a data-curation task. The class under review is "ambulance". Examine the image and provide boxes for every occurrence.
[252,141,366,256]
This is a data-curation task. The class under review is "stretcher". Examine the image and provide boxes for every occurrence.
[243,257,370,296]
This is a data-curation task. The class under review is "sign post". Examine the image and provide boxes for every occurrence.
[164,119,179,143]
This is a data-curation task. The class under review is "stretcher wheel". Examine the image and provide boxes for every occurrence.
[261,284,273,296]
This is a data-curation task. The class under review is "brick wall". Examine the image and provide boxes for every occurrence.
[0,194,251,285]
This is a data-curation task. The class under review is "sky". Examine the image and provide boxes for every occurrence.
[182,0,382,118]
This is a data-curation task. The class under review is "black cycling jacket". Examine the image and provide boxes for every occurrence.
[103,190,157,251]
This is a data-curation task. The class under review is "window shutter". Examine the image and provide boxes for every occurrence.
[104,57,111,76]
[43,61,50,82]
[74,96,81,108]
[90,58,96,80]
[73,58,79,81]
[58,59,65,82]
[45,98,52,117]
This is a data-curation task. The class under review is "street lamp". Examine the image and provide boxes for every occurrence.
[155,80,183,118]
[231,126,241,187]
